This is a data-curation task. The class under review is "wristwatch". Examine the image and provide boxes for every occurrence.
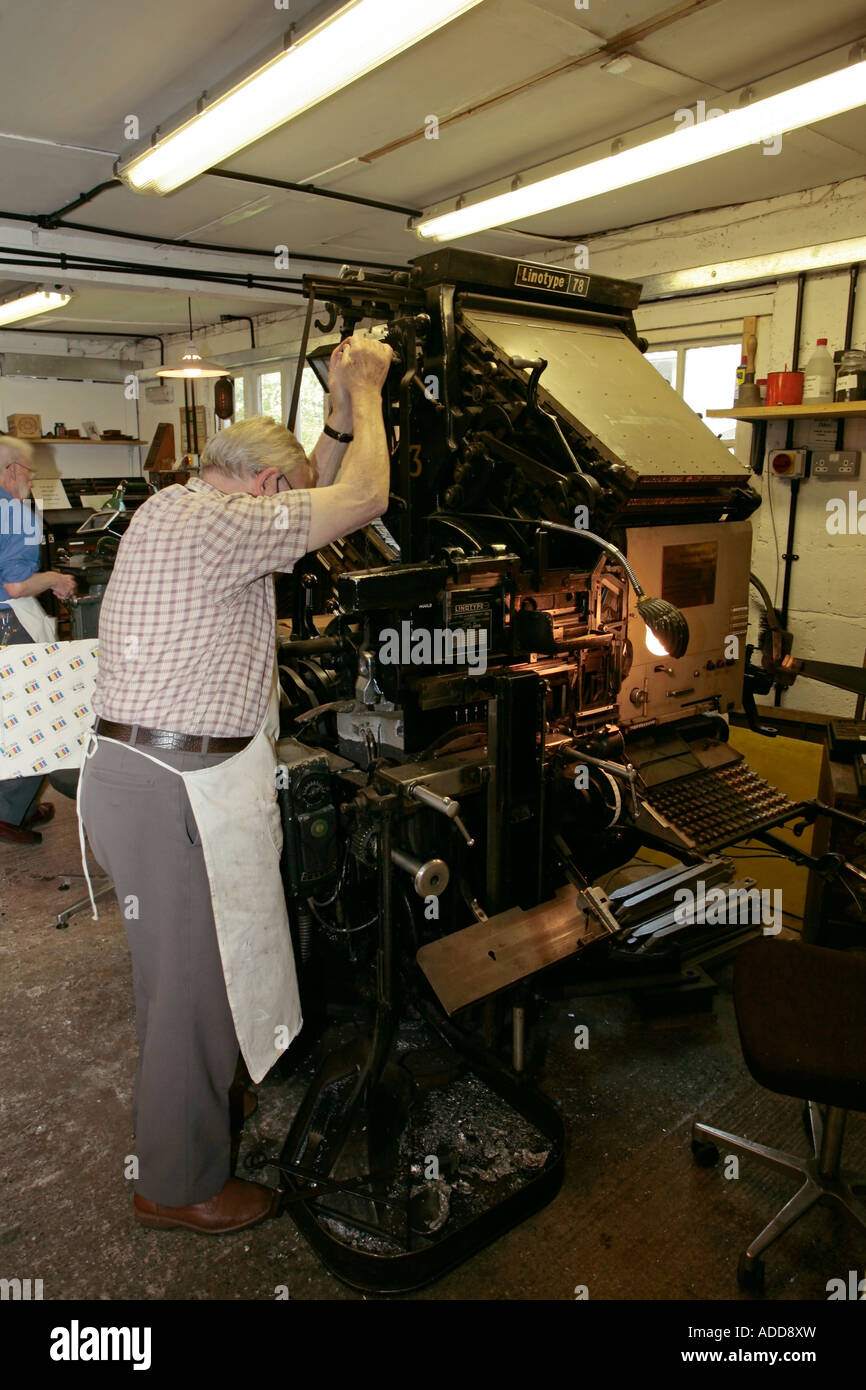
[323,422,354,443]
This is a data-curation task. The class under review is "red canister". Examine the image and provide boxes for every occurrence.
[766,371,804,406]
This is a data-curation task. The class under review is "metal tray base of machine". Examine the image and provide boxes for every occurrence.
[270,1007,564,1294]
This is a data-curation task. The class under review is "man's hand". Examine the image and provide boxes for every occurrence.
[339,335,393,397]
[4,570,76,600]
[49,572,76,601]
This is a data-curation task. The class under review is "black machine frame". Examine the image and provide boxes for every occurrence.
[262,248,866,1293]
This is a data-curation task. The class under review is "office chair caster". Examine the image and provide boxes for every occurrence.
[737,1251,765,1293]
[691,1138,720,1168]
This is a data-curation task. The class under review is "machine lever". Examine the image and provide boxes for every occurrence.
[575,752,640,818]
[406,782,476,847]
[407,782,458,815]
[452,816,475,848]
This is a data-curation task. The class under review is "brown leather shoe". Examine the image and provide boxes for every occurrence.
[133,1177,275,1234]
[24,802,55,827]
[0,819,42,845]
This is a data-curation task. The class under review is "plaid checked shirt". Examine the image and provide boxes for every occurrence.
[93,478,312,737]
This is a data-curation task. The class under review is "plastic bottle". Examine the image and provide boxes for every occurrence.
[802,338,835,402]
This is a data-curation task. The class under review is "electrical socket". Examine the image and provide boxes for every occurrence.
[810,449,861,479]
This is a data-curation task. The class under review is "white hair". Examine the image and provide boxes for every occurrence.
[201,415,309,483]
[0,435,34,473]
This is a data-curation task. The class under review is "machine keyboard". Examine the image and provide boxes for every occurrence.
[644,762,796,852]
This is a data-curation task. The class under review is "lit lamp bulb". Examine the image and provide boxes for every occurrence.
[636,596,689,660]
[474,519,692,661]
[156,341,225,379]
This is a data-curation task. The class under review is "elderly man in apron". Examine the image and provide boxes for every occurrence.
[79,335,392,1234]
[0,435,77,845]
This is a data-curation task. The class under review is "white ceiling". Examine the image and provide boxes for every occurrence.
[0,0,863,336]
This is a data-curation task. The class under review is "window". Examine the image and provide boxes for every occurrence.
[225,361,325,444]
[296,366,327,454]
[646,341,741,445]
[258,370,283,422]
[646,349,677,390]
[681,343,741,443]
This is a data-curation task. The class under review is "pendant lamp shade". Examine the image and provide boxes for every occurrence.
[156,340,226,379]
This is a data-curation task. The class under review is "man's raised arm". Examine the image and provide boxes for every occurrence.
[306,336,392,550]
[307,340,354,490]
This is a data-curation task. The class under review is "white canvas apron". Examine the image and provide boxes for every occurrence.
[3,596,57,643]
[78,672,302,1084]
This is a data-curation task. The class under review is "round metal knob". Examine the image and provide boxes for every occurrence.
[391,848,450,897]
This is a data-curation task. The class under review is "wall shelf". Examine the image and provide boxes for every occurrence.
[707,402,866,421]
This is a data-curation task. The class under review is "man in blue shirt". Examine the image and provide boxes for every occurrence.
[0,435,76,844]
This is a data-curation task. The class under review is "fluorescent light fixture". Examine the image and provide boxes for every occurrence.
[0,285,73,326]
[119,0,484,195]
[156,341,226,379]
[417,58,866,241]
[639,237,866,298]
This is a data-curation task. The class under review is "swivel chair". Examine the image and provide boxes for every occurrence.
[691,936,866,1292]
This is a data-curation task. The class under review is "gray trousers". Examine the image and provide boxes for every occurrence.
[0,610,45,826]
[80,737,241,1207]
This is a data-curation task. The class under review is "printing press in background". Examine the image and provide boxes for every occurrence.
[45,477,157,639]
[252,250,866,1290]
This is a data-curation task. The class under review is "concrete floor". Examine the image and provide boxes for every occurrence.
[1,786,864,1302]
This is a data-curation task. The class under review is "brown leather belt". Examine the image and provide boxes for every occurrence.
[93,718,252,754]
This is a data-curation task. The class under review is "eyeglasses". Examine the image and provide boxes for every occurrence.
[251,468,294,492]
